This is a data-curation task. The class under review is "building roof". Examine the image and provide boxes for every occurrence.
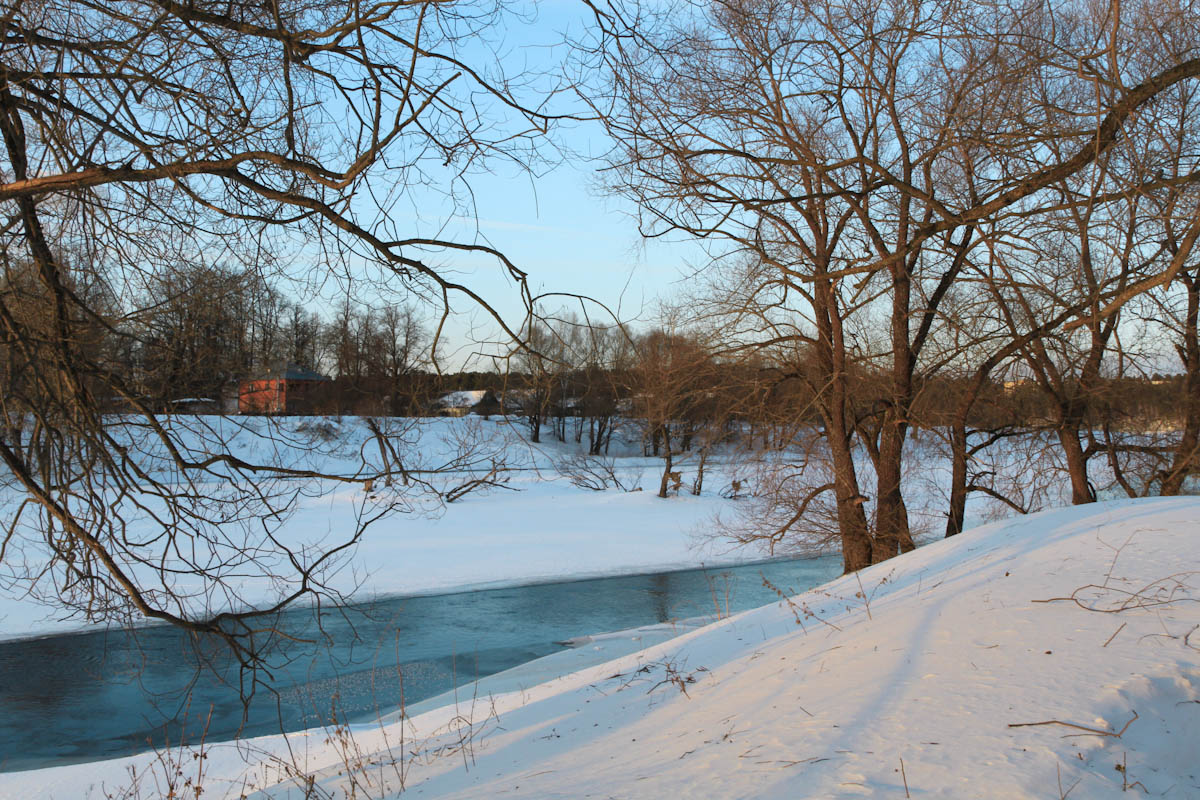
[251,363,330,382]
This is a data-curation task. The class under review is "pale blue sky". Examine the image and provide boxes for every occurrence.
[425,150,708,365]
[310,1,711,370]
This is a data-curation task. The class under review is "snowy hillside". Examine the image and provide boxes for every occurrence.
[4,497,1196,798]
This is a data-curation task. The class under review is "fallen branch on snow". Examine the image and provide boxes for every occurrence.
[1008,710,1138,738]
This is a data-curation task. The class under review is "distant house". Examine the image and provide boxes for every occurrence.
[431,389,505,417]
[238,364,331,414]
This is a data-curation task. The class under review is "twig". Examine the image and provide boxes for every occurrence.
[1009,710,1138,738]
[900,757,910,798]
[855,571,873,621]
[1057,762,1081,799]
[1032,573,1198,613]
[1184,624,1200,652]
[1103,622,1127,647]
[762,576,843,631]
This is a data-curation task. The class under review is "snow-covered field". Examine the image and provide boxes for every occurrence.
[2,497,1196,798]
[0,416,757,641]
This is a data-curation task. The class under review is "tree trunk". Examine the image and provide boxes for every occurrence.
[692,447,708,496]
[813,271,873,573]
[873,248,916,562]
[945,423,969,537]
[831,444,873,572]
[1058,427,1095,503]
[657,433,674,499]
[873,421,914,562]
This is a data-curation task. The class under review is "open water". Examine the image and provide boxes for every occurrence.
[0,555,840,771]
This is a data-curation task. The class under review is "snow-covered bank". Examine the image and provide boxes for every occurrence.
[0,474,745,641]
[0,416,760,641]
[0,413,1099,642]
[4,497,1196,798]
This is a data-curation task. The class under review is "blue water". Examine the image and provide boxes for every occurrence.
[0,555,840,772]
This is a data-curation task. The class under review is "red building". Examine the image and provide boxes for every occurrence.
[238,364,330,414]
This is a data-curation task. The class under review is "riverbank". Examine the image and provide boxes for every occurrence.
[0,416,767,642]
[0,413,1047,643]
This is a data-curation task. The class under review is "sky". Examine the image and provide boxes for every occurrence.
[302,1,712,371]
[412,3,714,370]
[416,143,703,367]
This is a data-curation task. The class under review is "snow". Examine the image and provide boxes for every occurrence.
[433,390,491,409]
[0,416,753,640]
[0,480,738,641]
[2,497,1196,798]
[0,415,1096,642]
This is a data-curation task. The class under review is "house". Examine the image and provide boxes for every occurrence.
[238,364,331,414]
[431,389,505,417]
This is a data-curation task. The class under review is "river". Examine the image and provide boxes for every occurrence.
[0,555,840,772]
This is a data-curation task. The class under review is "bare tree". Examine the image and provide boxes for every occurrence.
[575,322,632,456]
[0,0,564,676]
[280,302,326,373]
[133,263,284,407]
[1158,252,1200,495]
[582,0,1200,571]
[511,317,562,444]
[321,297,429,413]
[1122,80,1200,496]
[628,325,730,498]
